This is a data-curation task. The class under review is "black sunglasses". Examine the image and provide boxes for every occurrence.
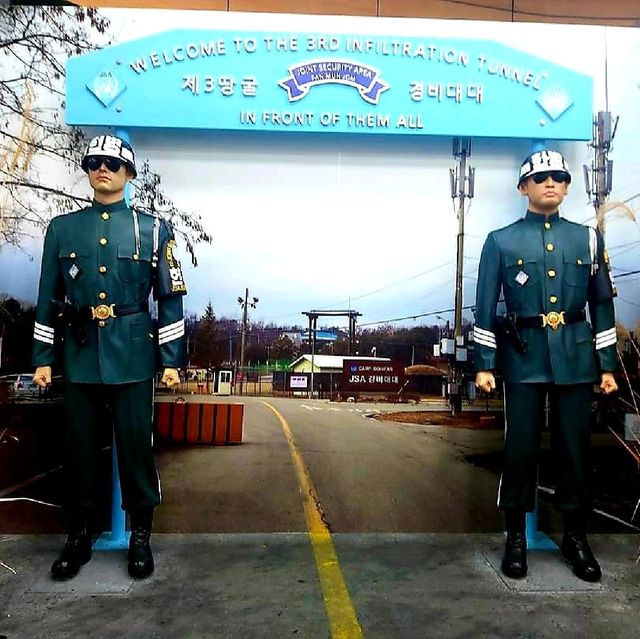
[86,156,123,172]
[532,170,570,184]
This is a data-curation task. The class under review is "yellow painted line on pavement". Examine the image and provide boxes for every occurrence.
[262,401,364,639]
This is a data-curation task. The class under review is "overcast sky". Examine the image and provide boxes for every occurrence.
[1,9,638,331]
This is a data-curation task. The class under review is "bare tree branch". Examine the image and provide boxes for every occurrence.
[0,5,211,264]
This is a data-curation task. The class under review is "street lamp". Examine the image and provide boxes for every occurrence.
[238,288,259,378]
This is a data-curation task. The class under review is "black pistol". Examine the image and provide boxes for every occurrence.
[500,312,528,355]
[51,299,87,346]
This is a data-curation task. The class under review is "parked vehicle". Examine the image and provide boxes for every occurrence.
[12,373,41,398]
[0,373,62,400]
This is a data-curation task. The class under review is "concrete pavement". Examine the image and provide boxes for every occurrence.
[0,532,638,638]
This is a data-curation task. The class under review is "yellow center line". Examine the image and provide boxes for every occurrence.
[261,401,364,639]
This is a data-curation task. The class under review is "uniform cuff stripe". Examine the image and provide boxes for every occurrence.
[158,319,184,335]
[158,328,185,345]
[474,335,496,345]
[474,336,497,349]
[34,322,55,336]
[474,326,496,339]
[34,328,54,340]
[596,337,617,350]
[159,326,184,339]
[34,334,54,345]
[595,328,616,340]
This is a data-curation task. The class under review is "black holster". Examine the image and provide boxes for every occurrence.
[51,299,87,346]
[495,313,527,355]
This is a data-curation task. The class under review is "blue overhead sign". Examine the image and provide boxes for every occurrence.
[66,29,593,139]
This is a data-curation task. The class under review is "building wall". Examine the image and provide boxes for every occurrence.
[291,360,341,374]
[74,1,640,27]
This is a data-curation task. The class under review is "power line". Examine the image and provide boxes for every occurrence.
[617,296,640,308]
[615,269,640,279]
[359,304,476,328]
[324,260,454,308]
[261,261,457,324]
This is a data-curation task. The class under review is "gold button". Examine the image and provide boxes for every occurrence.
[549,295,558,303]
[98,292,107,300]
[548,269,556,278]
[516,259,523,266]
[576,259,583,265]
[69,252,76,259]
[132,253,139,261]
[99,237,108,246]
[544,222,551,230]
[546,243,554,251]
[98,321,106,328]
[101,212,110,221]
[99,265,107,273]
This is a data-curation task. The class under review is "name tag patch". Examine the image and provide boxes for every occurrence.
[165,239,187,294]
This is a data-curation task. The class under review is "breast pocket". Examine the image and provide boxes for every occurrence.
[117,246,152,283]
[503,259,540,311]
[58,248,90,284]
[563,251,591,289]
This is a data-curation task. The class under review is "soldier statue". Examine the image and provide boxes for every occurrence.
[32,134,187,580]
[474,150,618,582]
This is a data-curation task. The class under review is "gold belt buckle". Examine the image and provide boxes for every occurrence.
[540,310,565,330]
[91,304,116,321]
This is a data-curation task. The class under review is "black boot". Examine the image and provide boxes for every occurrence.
[501,510,527,579]
[128,507,154,579]
[51,509,93,581]
[561,513,601,582]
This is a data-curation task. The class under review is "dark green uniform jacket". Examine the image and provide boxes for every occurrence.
[32,199,187,384]
[474,211,617,384]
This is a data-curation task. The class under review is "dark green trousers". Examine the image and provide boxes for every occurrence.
[500,382,593,514]
[63,380,161,511]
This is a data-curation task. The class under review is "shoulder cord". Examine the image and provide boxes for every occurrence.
[588,227,598,276]
[131,207,160,268]
[152,213,160,268]
[132,208,141,257]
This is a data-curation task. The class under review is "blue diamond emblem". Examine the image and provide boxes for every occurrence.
[87,69,126,107]
[536,85,573,121]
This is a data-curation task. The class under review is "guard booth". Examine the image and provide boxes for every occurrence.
[214,369,233,395]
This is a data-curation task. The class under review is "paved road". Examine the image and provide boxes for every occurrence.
[2,395,628,535]
[154,396,505,534]
[2,396,639,639]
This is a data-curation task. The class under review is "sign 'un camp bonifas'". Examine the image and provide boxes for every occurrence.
[341,360,406,394]
[66,29,593,140]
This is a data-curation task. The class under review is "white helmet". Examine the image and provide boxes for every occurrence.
[518,150,571,186]
[81,134,137,177]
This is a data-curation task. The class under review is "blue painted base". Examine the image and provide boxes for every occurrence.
[525,502,558,550]
[93,531,130,551]
[526,530,558,551]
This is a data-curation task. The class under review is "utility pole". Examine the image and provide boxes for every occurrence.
[583,111,618,234]
[237,288,259,385]
[448,138,475,415]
